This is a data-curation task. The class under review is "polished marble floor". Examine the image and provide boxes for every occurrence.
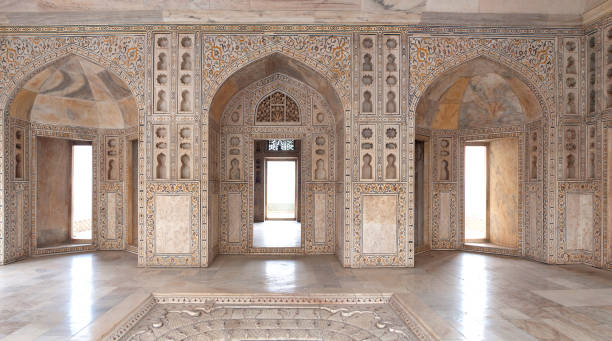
[253,220,301,248]
[1,251,612,340]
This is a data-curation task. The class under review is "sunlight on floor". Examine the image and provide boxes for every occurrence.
[253,220,301,248]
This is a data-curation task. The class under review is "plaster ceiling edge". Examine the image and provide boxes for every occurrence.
[583,0,612,25]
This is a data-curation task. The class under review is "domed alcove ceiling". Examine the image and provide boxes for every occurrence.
[9,54,137,129]
[416,57,542,130]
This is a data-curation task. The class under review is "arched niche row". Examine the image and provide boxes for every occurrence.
[207,53,346,260]
[413,56,546,259]
[4,54,139,262]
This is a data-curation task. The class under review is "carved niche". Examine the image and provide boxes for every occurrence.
[587,35,598,114]
[437,138,453,181]
[563,126,579,179]
[105,136,120,181]
[13,127,25,180]
[586,125,597,179]
[563,38,579,115]
[360,35,376,114]
[312,135,329,181]
[226,134,243,181]
[154,33,196,114]
[359,125,376,181]
[606,26,612,109]
[383,125,399,181]
[153,125,170,180]
[178,34,195,114]
[528,128,540,180]
[178,125,194,180]
[154,34,170,114]
[384,35,399,115]
[312,96,331,126]
[223,99,243,126]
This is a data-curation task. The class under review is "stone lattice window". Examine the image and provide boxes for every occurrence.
[267,139,295,151]
[256,91,299,123]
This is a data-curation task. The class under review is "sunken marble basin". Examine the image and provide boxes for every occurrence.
[103,294,433,341]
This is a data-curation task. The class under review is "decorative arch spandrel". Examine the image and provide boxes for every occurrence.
[408,38,554,119]
[0,35,146,113]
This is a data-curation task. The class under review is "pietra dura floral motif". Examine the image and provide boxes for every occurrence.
[202,34,351,107]
[0,16,610,270]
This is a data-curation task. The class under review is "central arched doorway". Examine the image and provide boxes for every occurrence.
[207,53,345,257]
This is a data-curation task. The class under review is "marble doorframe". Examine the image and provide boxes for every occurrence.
[30,124,100,256]
[458,129,525,256]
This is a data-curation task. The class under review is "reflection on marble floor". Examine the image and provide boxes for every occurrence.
[1,251,612,340]
[253,220,301,248]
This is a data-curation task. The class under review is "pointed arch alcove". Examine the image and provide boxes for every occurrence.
[207,52,346,263]
[413,56,546,260]
[4,53,140,261]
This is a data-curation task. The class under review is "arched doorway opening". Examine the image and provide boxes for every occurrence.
[207,53,345,257]
[414,56,544,256]
[6,54,139,257]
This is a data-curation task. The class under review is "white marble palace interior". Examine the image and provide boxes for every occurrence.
[2,1,612,340]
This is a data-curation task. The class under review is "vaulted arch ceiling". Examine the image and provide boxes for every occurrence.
[9,54,137,129]
[210,53,343,124]
[416,57,543,130]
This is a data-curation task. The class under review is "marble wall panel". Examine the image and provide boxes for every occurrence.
[353,183,408,267]
[99,183,124,250]
[558,182,601,265]
[106,192,118,240]
[154,194,191,254]
[314,193,327,244]
[608,127,612,265]
[566,193,594,252]
[15,191,23,253]
[227,193,242,244]
[305,183,334,254]
[432,183,457,249]
[438,192,451,241]
[6,187,27,261]
[219,183,248,254]
[335,182,346,265]
[525,185,543,260]
[146,183,199,266]
[362,194,398,254]
[208,182,219,259]
[207,121,221,264]
[126,139,138,248]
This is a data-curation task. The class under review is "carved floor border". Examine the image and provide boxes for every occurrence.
[102,293,436,341]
